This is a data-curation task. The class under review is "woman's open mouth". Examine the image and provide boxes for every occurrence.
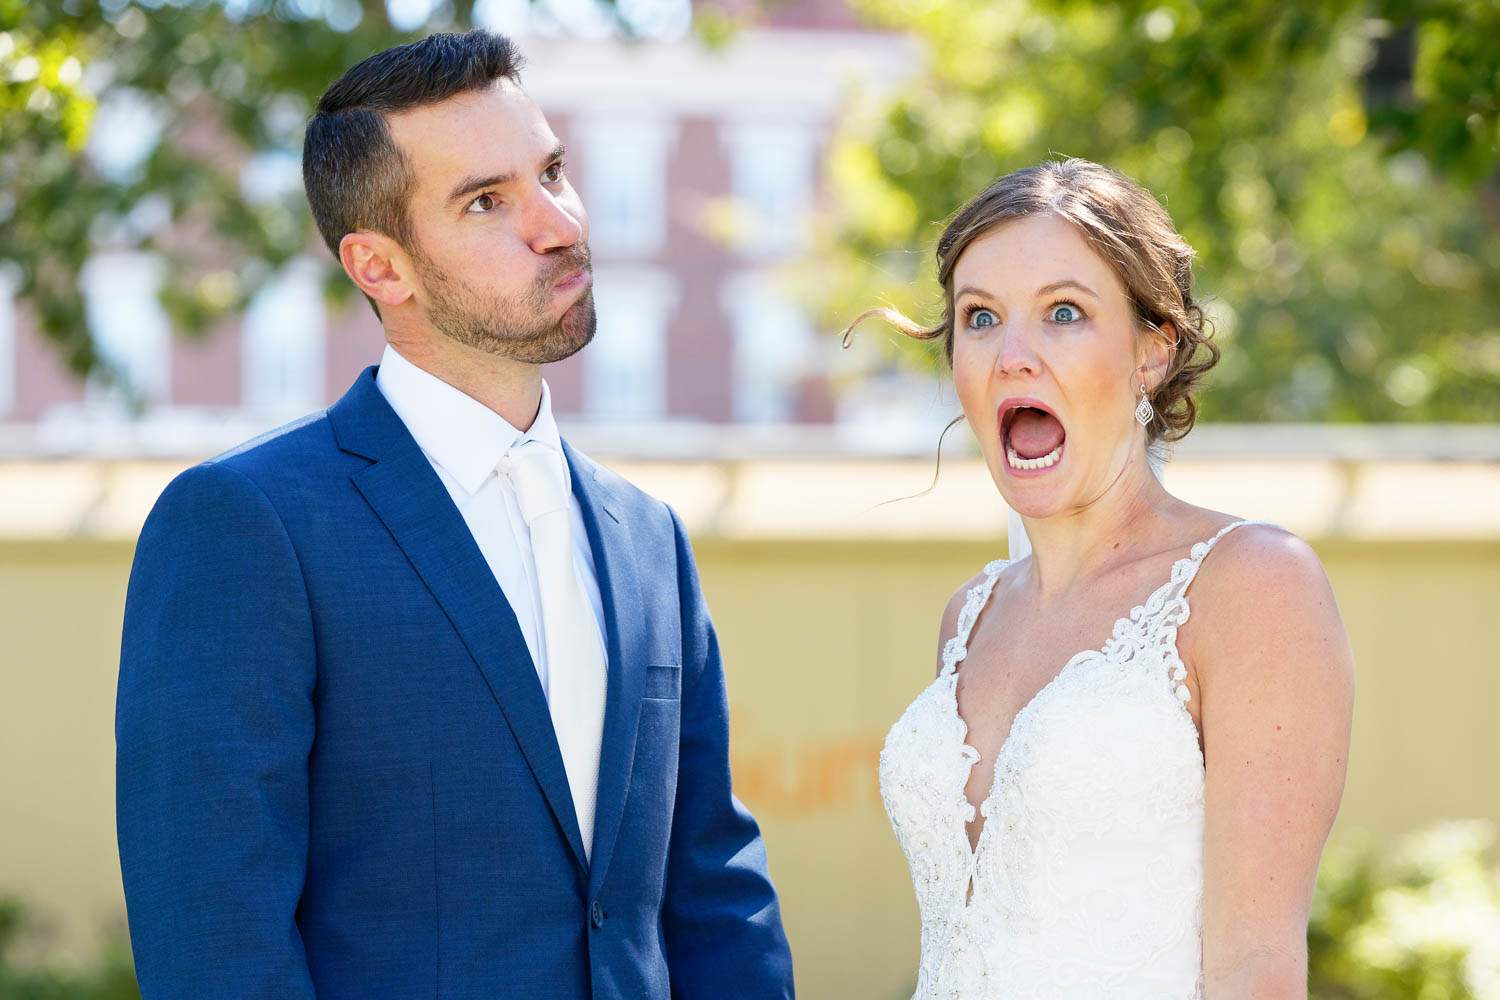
[999,399,1067,475]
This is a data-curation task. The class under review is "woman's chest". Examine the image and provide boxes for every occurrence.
[881,659,1204,835]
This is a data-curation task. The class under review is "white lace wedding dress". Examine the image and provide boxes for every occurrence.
[879,518,1273,999]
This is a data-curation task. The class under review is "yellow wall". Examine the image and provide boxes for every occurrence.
[697,537,1500,998]
[2,535,1499,997]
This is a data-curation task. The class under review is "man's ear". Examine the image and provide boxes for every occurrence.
[1141,320,1176,391]
[338,230,416,310]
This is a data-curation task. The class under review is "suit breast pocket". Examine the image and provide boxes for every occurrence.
[643,662,681,701]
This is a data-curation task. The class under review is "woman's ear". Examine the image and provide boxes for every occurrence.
[1142,320,1176,391]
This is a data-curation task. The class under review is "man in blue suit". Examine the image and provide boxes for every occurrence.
[116,29,794,999]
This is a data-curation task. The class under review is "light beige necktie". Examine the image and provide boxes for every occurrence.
[497,438,607,861]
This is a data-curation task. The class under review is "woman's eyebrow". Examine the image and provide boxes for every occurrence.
[1035,279,1100,299]
[954,280,1100,301]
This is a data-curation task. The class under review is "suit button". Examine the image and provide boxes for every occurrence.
[590,901,605,928]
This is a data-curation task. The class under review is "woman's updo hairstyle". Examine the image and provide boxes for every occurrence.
[844,157,1219,445]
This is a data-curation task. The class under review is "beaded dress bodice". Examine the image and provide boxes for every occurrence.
[878,519,1272,999]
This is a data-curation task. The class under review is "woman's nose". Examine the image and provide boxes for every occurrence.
[995,322,1041,377]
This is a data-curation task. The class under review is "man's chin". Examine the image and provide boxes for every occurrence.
[544,296,596,363]
[501,297,596,365]
[540,326,593,365]
[428,288,596,365]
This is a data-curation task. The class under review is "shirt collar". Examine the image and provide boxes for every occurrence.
[374,343,568,497]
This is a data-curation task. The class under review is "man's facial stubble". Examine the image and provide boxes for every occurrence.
[409,238,596,365]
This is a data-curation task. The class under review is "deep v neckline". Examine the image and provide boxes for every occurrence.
[943,518,1258,905]
[946,617,1130,904]
[950,644,1099,849]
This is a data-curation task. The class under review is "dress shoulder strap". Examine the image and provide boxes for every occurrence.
[1163,518,1279,602]
[1146,518,1280,704]
[939,558,1009,677]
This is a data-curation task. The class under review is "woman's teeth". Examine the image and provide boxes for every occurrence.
[1006,441,1063,471]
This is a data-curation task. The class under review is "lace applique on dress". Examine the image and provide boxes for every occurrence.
[878,519,1275,999]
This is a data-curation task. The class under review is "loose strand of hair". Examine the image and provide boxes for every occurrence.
[864,414,967,512]
[840,305,943,349]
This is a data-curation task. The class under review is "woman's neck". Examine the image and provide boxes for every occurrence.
[1017,451,1181,597]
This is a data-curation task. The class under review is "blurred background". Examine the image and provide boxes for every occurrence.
[2,0,1499,996]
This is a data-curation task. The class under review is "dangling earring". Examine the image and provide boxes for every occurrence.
[1134,381,1154,426]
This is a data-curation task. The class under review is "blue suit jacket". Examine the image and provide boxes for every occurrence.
[116,366,794,999]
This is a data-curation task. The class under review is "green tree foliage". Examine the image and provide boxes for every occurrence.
[0,0,645,394]
[814,0,1500,422]
[1309,819,1500,998]
[0,898,139,1000]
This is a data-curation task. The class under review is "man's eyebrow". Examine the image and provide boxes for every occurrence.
[446,170,514,205]
[444,143,568,206]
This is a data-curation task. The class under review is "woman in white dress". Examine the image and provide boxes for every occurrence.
[853,158,1356,999]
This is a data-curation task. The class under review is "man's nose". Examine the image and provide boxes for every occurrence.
[525,188,584,255]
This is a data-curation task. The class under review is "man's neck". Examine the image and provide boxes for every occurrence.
[385,333,543,432]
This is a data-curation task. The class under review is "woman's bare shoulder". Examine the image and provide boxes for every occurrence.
[1183,515,1346,670]
[1165,505,1314,581]
[934,560,1014,677]
[1197,516,1322,589]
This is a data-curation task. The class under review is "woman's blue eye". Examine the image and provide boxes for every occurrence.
[969,308,997,328]
[1049,303,1082,323]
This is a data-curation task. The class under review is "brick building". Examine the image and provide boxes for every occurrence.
[0,2,931,455]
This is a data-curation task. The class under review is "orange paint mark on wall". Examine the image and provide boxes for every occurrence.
[730,711,886,817]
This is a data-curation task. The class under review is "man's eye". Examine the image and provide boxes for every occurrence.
[543,161,565,184]
[466,193,497,214]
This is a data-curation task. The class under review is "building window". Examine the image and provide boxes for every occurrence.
[81,251,171,406]
[242,257,326,413]
[724,271,813,423]
[722,120,815,259]
[584,267,675,420]
[578,116,673,257]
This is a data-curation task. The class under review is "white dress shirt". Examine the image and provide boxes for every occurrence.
[375,344,608,700]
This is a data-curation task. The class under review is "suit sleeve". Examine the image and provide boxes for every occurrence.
[660,504,795,999]
[116,462,317,999]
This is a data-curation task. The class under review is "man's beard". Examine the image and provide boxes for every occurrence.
[409,240,596,365]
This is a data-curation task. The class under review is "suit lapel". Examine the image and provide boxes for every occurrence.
[330,368,590,875]
[563,440,648,895]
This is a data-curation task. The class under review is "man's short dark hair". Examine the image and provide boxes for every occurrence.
[302,30,524,315]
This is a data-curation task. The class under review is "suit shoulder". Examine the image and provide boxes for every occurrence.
[205,409,336,479]
[566,441,675,525]
[189,409,349,509]
[149,411,337,523]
